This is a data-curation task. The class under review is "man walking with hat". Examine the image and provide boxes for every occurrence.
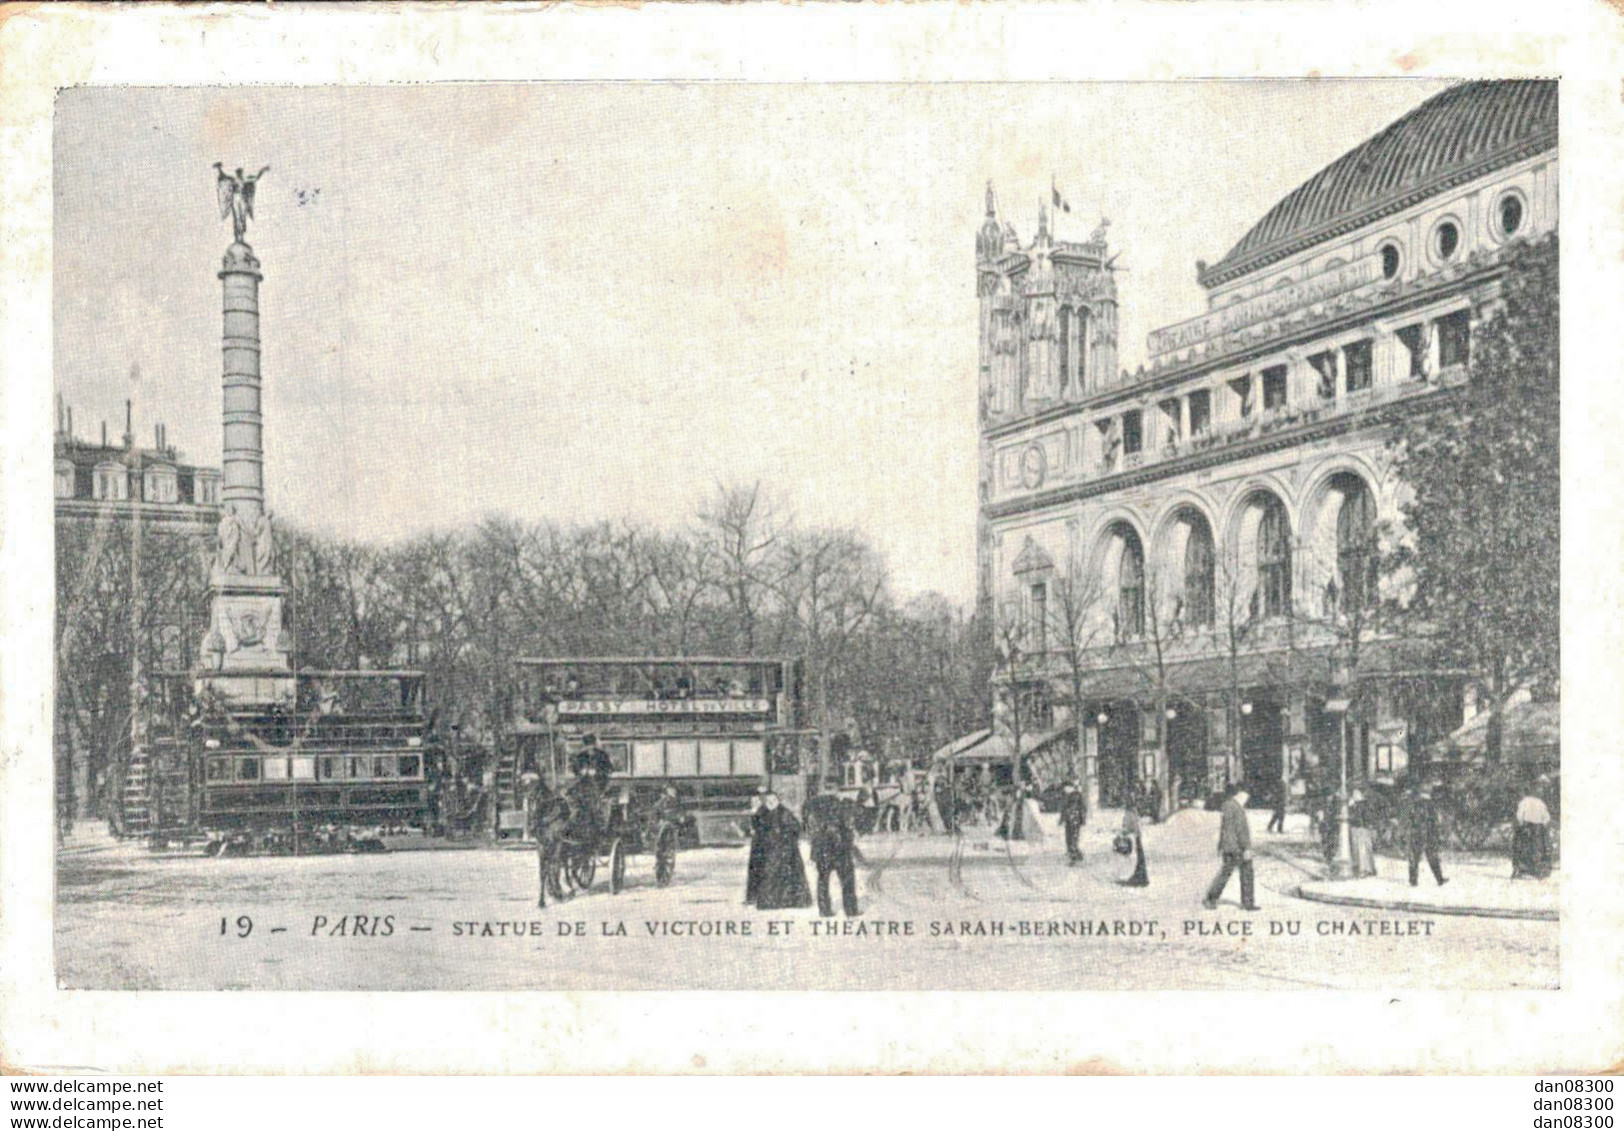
[1203,786,1261,911]
[1059,778,1089,865]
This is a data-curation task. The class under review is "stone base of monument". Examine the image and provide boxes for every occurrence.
[198,571,293,703]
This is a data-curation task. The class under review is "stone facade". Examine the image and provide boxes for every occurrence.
[974,82,1557,813]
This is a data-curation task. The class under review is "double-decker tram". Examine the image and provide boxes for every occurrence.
[503,657,813,845]
[144,669,443,852]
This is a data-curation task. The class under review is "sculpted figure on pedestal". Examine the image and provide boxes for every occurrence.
[250,511,275,575]
[216,508,247,575]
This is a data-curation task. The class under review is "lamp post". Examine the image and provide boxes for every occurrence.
[1325,658,1355,880]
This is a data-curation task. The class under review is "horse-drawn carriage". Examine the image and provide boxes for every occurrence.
[531,776,685,906]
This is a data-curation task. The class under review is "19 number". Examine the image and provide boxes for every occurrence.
[220,915,252,938]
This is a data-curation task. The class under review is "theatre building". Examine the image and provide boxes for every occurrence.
[968,81,1557,811]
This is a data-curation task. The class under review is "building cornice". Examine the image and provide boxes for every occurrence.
[983,384,1459,523]
[55,499,221,527]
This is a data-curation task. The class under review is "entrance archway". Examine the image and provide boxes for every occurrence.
[1166,703,1208,808]
[1238,691,1285,806]
[1097,701,1140,809]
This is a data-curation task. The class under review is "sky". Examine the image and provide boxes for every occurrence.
[54,80,1455,607]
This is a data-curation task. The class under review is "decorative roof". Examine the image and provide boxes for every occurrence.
[1201,80,1557,288]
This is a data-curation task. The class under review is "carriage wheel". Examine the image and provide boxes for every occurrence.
[654,824,678,888]
[569,847,597,892]
[609,839,626,895]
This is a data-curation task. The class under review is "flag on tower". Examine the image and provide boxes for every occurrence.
[1051,178,1071,213]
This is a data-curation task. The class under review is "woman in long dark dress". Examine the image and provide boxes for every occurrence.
[1118,801,1149,887]
[754,792,813,911]
[743,791,769,905]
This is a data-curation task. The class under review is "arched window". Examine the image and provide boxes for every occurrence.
[1057,306,1071,393]
[1183,516,1215,628]
[1256,496,1292,618]
[1119,530,1145,639]
[1336,479,1376,612]
[1075,307,1090,390]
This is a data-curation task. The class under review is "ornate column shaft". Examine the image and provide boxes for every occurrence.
[219,241,265,521]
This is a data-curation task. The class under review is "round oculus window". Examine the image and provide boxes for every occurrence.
[1434,221,1460,261]
[1380,244,1401,279]
[1499,194,1524,237]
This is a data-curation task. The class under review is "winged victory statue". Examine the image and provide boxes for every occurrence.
[214,162,270,242]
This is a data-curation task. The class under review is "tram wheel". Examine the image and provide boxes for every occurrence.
[609,839,626,895]
[654,825,678,888]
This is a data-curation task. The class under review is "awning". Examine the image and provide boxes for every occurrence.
[1066,638,1448,704]
[1440,700,1559,761]
[931,727,1070,765]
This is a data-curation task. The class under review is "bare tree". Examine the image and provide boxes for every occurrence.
[771,528,887,784]
[1043,561,1108,797]
[697,483,781,654]
[990,600,1034,837]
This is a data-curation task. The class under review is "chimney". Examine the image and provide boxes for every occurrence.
[101,421,107,447]
[67,406,73,440]
[155,423,162,449]
[124,400,134,448]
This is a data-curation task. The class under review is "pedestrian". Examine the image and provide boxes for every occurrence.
[1060,779,1089,864]
[743,788,769,906]
[1265,779,1287,834]
[1406,783,1448,888]
[803,787,862,917]
[1203,787,1261,911]
[855,785,878,835]
[1512,785,1553,880]
[1118,799,1149,887]
[753,791,813,911]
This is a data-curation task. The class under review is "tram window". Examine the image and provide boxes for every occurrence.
[603,742,630,774]
[398,755,421,778]
[666,740,699,776]
[237,757,261,781]
[700,740,731,776]
[347,757,368,780]
[733,740,767,777]
[632,741,664,777]
[291,756,316,780]
[206,758,230,782]
[373,756,397,778]
[318,756,340,780]
[263,756,288,781]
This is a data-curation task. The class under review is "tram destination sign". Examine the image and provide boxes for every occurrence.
[557,698,772,716]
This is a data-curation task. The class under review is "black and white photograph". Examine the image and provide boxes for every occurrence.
[3,1,1620,1081]
[45,76,1563,993]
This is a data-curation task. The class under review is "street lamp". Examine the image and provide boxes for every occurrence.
[1324,663,1356,880]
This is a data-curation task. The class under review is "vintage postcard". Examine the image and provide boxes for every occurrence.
[3,3,1621,1076]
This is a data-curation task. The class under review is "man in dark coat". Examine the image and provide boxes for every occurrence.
[1407,783,1449,887]
[803,789,862,917]
[574,738,614,787]
[752,792,813,911]
[1203,787,1260,911]
[1059,779,1089,864]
